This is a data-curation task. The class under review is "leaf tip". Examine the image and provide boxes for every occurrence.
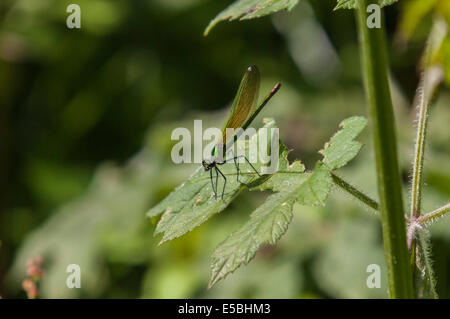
[203,20,216,37]
[157,239,166,246]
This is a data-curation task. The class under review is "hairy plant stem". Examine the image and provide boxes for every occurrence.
[409,42,431,296]
[410,81,428,219]
[408,20,445,295]
[356,0,413,298]
[416,230,438,298]
[410,60,443,220]
[331,172,379,211]
[418,203,450,225]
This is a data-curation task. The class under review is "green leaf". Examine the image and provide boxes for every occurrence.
[251,143,305,192]
[397,0,439,42]
[204,0,299,36]
[319,116,367,170]
[208,192,295,288]
[439,33,450,86]
[148,166,238,245]
[209,161,331,287]
[334,0,397,10]
[147,120,280,244]
[294,162,332,206]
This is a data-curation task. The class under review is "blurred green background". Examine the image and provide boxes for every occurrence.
[0,0,449,298]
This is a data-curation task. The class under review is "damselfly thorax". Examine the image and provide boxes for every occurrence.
[202,142,261,199]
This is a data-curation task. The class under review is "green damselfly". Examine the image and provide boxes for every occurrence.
[202,65,281,199]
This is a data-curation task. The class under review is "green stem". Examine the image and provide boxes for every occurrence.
[410,77,429,219]
[331,172,379,211]
[410,33,443,219]
[409,35,431,295]
[417,203,450,225]
[416,230,438,298]
[408,20,445,292]
[356,0,413,298]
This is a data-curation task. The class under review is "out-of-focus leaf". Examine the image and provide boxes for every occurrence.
[204,0,299,36]
[207,260,302,298]
[427,19,450,86]
[397,0,439,41]
[147,120,279,245]
[334,0,397,10]
[396,0,450,90]
[141,262,200,298]
[319,116,367,170]
[7,154,159,298]
[209,161,331,287]
[442,38,450,85]
[314,218,388,298]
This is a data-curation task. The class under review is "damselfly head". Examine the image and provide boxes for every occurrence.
[202,160,213,171]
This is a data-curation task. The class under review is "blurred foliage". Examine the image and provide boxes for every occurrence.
[204,0,299,36]
[334,0,397,11]
[0,0,449,298]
